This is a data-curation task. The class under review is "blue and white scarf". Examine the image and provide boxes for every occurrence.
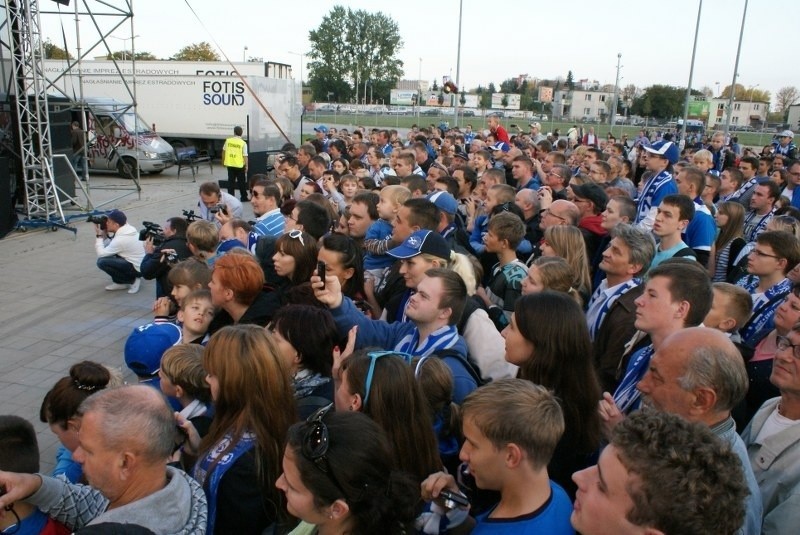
[613,344,655,414]
[395,324,461,357]
[737,276,793,347]
[194,431,257,533]
[635,170,675,225]
[586,279,640,340]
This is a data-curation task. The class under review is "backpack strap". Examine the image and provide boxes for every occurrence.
[434,349,485,387]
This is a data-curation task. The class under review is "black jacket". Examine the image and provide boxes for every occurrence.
[140,236,191,297]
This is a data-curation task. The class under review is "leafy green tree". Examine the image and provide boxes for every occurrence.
[307,6,403,103]
[630,85,702,120]
[43,39,71,59]
[566,70,575,91]
[172,42,219,61]
[482,82,496,109]
[501,94,509,111]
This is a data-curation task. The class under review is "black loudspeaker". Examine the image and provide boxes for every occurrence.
[49,105,75,198]
[0,157,14,239]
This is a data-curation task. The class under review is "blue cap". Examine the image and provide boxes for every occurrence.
[387,229,451,260]
[124,323,182,377]
[314,125,329,134]
[643,140,679,165]
[490,141,510,153]
[427,190,458,215]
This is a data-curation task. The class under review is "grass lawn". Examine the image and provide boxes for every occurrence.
[302,111,777,148]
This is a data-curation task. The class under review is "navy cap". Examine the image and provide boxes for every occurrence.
[124,323,182,377]
[427,190,458,215]
[387,229,451,260]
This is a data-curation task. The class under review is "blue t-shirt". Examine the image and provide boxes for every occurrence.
[472,481,575,534]
[682,200,715,253]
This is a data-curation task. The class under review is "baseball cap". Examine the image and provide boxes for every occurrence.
[314,125,329,134]
[124,323,182,377]
[453,148,469,161]
[427,190,458,215]
[490,141,510,153]
[107,209,126,226]
[643,140,679,165]
[571,183,608,211]
[387,229,451,260]
[778,130,794,139]
[529,122,541,129]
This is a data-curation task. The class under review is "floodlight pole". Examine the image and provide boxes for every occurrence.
[453,0,463,127]
[723,0,748,139]
[681,0,702,144]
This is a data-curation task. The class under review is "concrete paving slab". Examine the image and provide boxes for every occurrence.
[0,164,256,476]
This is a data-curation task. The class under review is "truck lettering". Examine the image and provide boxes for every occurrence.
[203,93,245,106]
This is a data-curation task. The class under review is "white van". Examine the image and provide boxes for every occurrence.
[79,98,175,178]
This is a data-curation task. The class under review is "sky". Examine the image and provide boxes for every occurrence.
[38,0,798,108]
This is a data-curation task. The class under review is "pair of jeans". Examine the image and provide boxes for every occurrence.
[97,255,139,284]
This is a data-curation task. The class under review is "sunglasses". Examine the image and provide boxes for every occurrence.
[362,350,413,406]
[302,403,350,501]
[288,229,304,246]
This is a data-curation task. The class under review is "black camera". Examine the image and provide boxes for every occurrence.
[182,209,200,222]
[209,203,228,215]
[87,214,108,230]
[138,221,166,246]
[164,252,179,264]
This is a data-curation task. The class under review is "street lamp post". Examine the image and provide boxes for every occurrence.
[610,53,622,134]
[723,0,749,139]
[287,51,305,85]
[110,34,140,60]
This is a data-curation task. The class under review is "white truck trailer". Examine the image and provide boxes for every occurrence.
[44,59,302,165]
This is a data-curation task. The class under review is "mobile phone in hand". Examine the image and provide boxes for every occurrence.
[317,261,326,285]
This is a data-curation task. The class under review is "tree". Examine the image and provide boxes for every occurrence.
[566,70,575,91]
[630,85,702,120]
[700,86,714,98]
[432,79,439,92]
[720,83,770,103]
[501,94,509,111]
[307,6,403,103]
[172,42,219,61]
[482,82,497,110]
[776,86,800,113]
[107,51,157,61]
[43,39,71,59]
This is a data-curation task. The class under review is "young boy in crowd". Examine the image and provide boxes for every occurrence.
[177,288,215,345]
[363,185,412,286]
[650,194,696,267]
[0,415,70,534]
[159,344,213,469]
[124,322,182,405]
[703,282,753,344]
[421,379,574,534]
[470,184,517,254]
[339,174,360,207]
[472,150,492,180]
[476,212,528,330]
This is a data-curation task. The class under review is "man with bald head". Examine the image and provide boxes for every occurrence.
[637,327,762,535]
[0,385,207,533]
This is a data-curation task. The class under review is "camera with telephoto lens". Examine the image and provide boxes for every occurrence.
[209,203,228,215]
[138,221,166,246]
[86,214,108,230]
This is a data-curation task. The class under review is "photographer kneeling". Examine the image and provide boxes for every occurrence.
[94,209,145,294]
[140,217,192,298]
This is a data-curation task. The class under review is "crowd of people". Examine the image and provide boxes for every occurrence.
[2,121,800,534]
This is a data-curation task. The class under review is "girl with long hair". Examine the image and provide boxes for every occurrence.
[276,410,418,535]
[542,225,592,304]
[711,201,746,282]
[273,230,319,286]
[503,291,602,499]
[181,325,296,534]
[335,350,442,487]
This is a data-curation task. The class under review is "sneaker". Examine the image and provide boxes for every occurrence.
[127,278,142,294]
[105,282,129,291]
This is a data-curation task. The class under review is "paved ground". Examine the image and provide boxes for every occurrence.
[0,164,253,474]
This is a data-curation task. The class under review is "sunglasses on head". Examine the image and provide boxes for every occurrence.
[302,403,350,501]
[362,350,413,406]
[288,229,305,246]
